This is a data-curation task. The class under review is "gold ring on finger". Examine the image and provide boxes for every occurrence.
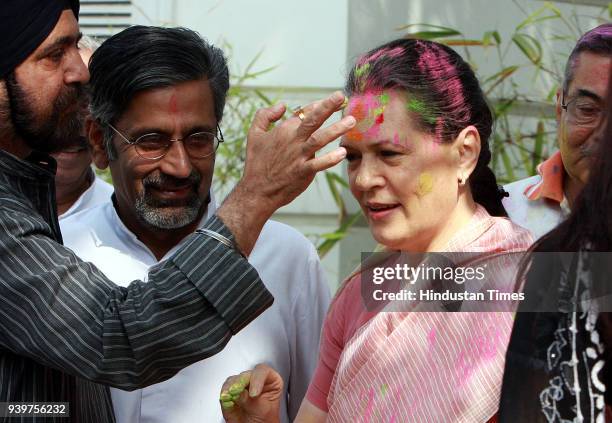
[292,106,306,121]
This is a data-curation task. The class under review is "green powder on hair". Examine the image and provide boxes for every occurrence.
[406,98,437,125]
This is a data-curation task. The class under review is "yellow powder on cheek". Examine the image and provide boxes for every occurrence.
[416,173,433,197]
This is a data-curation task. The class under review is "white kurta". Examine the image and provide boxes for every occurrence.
[60,200,330,423]
[59,173,114,220]
[503,175,570,240]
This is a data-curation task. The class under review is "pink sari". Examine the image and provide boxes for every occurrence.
[326,206,533,422]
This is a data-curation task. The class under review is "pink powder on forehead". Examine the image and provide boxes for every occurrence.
[168,94,178,113]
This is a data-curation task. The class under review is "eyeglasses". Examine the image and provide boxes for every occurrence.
[561,93,604,129]
[107,123,224,160]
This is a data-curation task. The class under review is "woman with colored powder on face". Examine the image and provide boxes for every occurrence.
[220,38,533,423]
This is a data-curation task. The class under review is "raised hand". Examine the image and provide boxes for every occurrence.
[218,91,355,255]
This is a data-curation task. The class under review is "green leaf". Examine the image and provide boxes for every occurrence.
[253,89,273,106]
[517,14,560,32]
[516,2,561,31]
[397,23,462,40]
[512,33,542,64]
[546,84,559,102]
[500,146,516,182]
[483,66,519,95]
[482,30,501,47]
[317,211,363,258]
[533,120,545,173]
[319,232,346,241]
[244,65,278,80]
[439,39,488,46]
[395,23,462,34]
[515,133,531,173]
[404,30,462,40]
[324,172,348,217]
[608,1,612,18]
[493,98,516,118]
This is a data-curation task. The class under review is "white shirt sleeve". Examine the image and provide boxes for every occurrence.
[286,241,331,420]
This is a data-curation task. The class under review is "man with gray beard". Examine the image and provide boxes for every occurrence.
[0,0,353,419]
[60,25,331,423]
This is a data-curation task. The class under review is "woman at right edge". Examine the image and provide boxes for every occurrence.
[498,70,612,422]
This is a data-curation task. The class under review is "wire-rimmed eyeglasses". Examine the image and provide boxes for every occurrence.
[107,123,224,160]
[561,93,604,129]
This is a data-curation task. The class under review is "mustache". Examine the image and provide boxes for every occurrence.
[56,83,87,113]
[143,171,202,190]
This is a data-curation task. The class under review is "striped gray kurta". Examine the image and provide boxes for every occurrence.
[0,150,274,422]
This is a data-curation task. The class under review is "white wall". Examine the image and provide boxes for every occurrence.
[134,0,349,88]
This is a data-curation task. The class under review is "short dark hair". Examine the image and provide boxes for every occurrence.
[346,38,506,217]
[88,25,229,159]
[563,23,612,93]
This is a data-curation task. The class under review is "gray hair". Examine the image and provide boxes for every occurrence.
[88,26,230,161]
[78,34,101,52]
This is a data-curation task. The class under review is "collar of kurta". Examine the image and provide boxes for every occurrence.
[523,151,565,204]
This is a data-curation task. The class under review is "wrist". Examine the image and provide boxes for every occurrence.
[217,183,273,256]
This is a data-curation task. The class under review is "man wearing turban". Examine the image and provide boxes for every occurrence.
[0,1,354,421]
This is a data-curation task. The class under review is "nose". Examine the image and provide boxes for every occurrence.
[64,48,90,85]
[158,140,194,179]
[352,157,384,192]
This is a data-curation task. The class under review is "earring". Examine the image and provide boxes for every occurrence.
[458,175,465,186]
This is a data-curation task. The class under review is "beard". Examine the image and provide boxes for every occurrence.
[135,170,205,230]
[5,71,86,153]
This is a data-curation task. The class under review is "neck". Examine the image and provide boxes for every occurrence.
[56,170,93,215]
[114,201,206,261]
[421,193,478,252]
[563,170,584,209]
[140,220,202,261]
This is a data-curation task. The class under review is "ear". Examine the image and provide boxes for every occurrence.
[455,125,481,183]
[87,118,110,169]
[555,87,563,124]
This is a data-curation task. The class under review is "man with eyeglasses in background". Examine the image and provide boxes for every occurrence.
[60,25,331,423]
[503,23,611,239]
[0,1,354,420]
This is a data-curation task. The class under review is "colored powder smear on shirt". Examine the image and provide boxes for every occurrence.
[380,383,388,396]
[417,173,434,196]
[362,387,375,423]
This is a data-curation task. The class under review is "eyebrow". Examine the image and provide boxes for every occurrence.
[571,88,603,103]
[127,124,217,138]
[36,32,83,59]
[340,139,411,151]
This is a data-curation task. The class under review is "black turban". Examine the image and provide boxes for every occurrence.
[0,0,80,78]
